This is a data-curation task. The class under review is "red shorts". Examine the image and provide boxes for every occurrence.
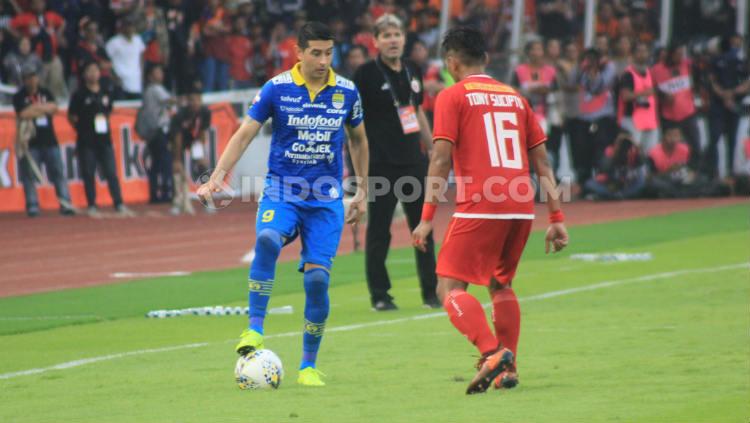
[436,218,532,286]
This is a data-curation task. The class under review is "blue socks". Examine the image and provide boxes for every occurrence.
[247,229,283,335]
[300,268,330,369]
[248,228,330,370]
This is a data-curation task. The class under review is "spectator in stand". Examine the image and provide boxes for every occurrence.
[611,35,632,77]
[235,0,261,31]
[199,0,231,92]
[584,130,646,200]
[9,0,67,99]
[141,63,175,203]
[706,34,750,179]
[68,61,133,217]
[305,0,341,25]
[546,38,561,64]
[169,83,211,215]
[631,7,656,43]
[369,0,396,20]
[264,0,303,22]
[408,39,443,122]
[577,48,619,184]
[106,15,145,99]
[268,20,296,78]
[651,43,702,172]
[353,11,377,57]
[226,14,252,89]
[3,35,42,86]
[617,14,634,39]
[595,1,619,39]
[644,125,701,197]
[73,17,114,88]
[536,0,574,41]
[735,130,750,195]
[594,34,611,61]
[162,0,190,94]
[413,7,439,55]
[13,64,73,217]
[512,40,560,165]
[248,23,269,85]
[556,39,583,180]
[330,16,353,71]
[134,0,170,71]
[339,43,367,79]
[617,41,659,153]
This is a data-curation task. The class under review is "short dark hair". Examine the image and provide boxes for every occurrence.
[81,60,99,73]
[441,26,487,66]
[146,63,163,79]
[297,21,334,50]
[525,39,543,54]
[347,44,368,58]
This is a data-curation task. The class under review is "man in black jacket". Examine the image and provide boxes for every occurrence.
[13,65,73,217]
[68,61,133,217]
[353,14,438,311]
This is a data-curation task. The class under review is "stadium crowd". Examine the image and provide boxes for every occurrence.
[3,0,749,217]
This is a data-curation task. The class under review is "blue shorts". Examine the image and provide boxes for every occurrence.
[255,197,345,272]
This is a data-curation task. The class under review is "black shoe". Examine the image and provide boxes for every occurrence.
[60,207,75,216]
[422,297,442,309]
[27,208,40,218]
[372,300,398,311]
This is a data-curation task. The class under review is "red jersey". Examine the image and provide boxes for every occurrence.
[433,74,547,218]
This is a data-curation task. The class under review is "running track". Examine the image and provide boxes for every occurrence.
[0,197,745,297]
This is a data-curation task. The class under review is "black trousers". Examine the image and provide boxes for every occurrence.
[146,130,173,202]
[365,162,437,305]
[77,141,123,208]
[706,105,740,178]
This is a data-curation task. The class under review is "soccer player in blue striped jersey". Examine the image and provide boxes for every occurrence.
[197,22,369,387]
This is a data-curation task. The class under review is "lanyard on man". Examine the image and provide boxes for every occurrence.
[375,57,420,135]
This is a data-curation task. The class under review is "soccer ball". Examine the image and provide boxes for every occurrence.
[234,349,284,390]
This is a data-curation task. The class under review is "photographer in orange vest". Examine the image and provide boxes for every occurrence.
[512,40,561,166]
[617,41,659,153]
[651,43,702,172]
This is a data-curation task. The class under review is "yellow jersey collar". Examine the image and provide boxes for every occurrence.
[291,63,337,88]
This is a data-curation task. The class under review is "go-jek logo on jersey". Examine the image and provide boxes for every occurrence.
[291,141,332,154]
[287,115,343,130]
[298,130,332,142]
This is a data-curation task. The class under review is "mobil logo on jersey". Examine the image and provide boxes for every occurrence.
[287,114,343,130]
[297,130,332,142]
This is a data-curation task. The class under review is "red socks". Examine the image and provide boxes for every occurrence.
[491,288,521,356]
[444,290,498,355]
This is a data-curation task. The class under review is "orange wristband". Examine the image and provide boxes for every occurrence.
[421,203,437,222]
[549,210,564,223]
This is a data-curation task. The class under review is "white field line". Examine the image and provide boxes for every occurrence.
[1,262,747,381]
[111,271,191,278]
[0,315,101,321]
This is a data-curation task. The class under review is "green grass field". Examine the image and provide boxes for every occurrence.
[1,204,748,423]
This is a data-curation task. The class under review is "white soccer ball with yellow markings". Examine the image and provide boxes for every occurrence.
[234,349,284,390]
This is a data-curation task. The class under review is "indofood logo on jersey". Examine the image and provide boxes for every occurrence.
[287,115,343,130]
[332,92,345,109]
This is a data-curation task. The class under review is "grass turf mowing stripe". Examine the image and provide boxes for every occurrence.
[2,261,745,381]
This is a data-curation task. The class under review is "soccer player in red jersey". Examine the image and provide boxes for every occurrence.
[412,27,569,394]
